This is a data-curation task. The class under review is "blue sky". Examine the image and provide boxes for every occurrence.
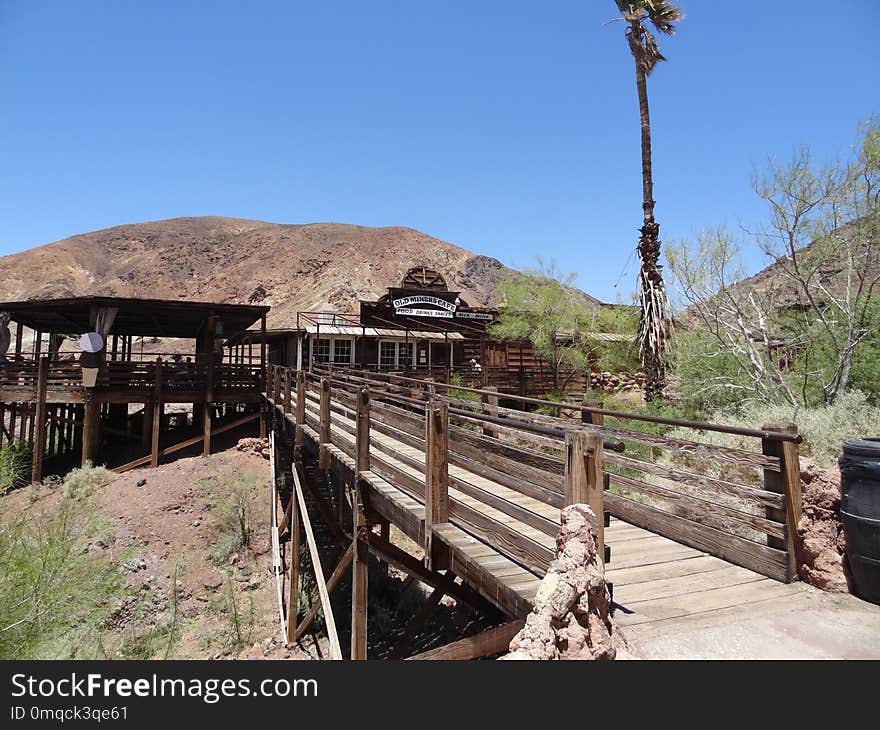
[0,1,877,302]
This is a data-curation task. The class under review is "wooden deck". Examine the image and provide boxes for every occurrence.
[605,520,803,630]
[268,377,803,629]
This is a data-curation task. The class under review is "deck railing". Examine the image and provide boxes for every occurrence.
[0,359,264,400]
[267,363,803,584]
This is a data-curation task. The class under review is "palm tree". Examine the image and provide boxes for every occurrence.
[613,1,684,400]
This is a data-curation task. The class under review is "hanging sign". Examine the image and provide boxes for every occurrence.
[392,295,457,313]
[395,307,454,319]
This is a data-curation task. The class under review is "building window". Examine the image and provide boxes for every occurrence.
[314,338,331,363]
[332,338,352,365]
[379,340,415,369]
[380,341,396,368]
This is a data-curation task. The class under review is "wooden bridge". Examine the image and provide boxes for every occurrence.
[264,365,804,660]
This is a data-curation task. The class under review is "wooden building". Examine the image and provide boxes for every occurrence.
[0,296,269,481]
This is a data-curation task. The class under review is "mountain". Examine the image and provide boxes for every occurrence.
[0,216,603,329]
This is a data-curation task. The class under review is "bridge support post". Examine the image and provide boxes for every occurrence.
[286,468,301,644]
[424,400,450,571]
[352,387,371,660]
[283,368,292,416]
[319,378,331,469]
[564,430,605,562]
[761,422,801,582]
[294,370,306,459]
[31,357,49,482]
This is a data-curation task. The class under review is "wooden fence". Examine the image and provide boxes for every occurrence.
[272,364,803,584]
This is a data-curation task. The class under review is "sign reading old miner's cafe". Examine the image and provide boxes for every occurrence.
[361,268,496,333]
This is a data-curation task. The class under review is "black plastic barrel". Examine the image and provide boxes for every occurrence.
[839,438,880,605]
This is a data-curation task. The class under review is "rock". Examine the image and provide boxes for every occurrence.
[236,437,270,459]
[202,574,223,590]
[796,459,851,593]
[136,478,147,487]
[503,505,616,660]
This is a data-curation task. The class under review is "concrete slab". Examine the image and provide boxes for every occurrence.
[618,584,880,659]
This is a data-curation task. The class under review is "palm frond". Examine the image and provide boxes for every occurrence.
[644,0,684,35]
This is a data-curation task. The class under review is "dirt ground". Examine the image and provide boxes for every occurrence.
[5,446,305,660]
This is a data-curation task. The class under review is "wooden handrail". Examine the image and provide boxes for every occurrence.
[315,366,802,444]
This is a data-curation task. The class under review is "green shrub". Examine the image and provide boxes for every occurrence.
[667,390,880,471]
[0,482,121,659]
[61,462,114,499]
[0,441,32,492]
[201,473,257,567]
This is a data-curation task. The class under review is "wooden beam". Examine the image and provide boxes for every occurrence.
[31,357,49,482]
[81,399,98,466]
[481,386,498,438]
[564,429,604,558]
[294,370,306,453]
[355,386,370,474]
[318,377,331,469]
[151,359,163,468]
[406,620,524,661]
[292,464,343,659]
[424,399,449,570]
[286,464,301,644]
[351,485,369,660]
[762,422,801,582]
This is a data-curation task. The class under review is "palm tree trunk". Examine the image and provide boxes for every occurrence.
[630,24,668,401]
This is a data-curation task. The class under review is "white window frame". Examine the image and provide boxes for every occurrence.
[378,339,416,369]
[310,336,355,368]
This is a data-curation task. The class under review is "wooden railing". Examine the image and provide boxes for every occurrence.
[266,364,616,579]
[0,359,264,400]
[267,364,803,583]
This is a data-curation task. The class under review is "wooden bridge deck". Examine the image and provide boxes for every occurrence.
[268,382,802,629]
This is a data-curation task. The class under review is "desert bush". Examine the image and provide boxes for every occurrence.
[61,462,114,499]
[666,390,880,472]
[201,473,258,566]
[0,480,121,659]
[0,441,32,492]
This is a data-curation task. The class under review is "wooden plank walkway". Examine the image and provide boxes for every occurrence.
[272,389,801,630]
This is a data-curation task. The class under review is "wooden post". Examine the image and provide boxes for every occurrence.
[283,369,292,415]
[273,365,281,406]
[151,359,163,468]
[31,357,49,482]
[319,377,331,469]
[424,400,450,570]
[355,387,370,475]
[351,486,369,660]
[581,399,604,426]
[350,387,370,660]
[481,386,498,438]
[286,479,301,644]
[14,322,23,360]
[260,313,267,373]
[564,430,604,560]
[762,422,801,582]
[82,399,98,466]
[202,316,216,457]
[294,370,306,455]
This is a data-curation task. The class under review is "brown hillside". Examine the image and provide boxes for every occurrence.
[0,217,601,328]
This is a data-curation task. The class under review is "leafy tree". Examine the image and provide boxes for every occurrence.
[490,262,637,390]
[667,119,880,407]
[611,1,684,400]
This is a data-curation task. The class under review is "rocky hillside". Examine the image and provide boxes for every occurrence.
[0,216,601,328]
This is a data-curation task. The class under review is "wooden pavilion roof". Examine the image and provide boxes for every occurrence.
[0,296,269,339]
